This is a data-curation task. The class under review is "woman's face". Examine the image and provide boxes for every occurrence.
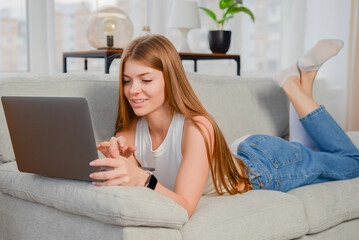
[123,59,168,117]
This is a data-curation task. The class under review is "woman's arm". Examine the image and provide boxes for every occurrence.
[90,116,214,218]
[174,116,213,216]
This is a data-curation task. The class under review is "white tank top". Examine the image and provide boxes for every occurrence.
[134,112,218,195]
[134,112,185,191]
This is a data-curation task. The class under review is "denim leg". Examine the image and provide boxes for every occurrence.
[300,105,359,156]
[237,132,359,192]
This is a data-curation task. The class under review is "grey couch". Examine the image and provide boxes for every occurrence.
[0,72,358,240]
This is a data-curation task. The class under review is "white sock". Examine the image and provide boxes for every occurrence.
[298,39,344,72]
[273,64,300,87]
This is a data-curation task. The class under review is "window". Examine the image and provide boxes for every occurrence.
[238,0,296,75]
[0,0,28,72]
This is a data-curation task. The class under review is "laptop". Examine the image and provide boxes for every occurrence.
[1,96,102,182]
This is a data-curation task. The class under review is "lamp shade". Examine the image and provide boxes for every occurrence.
[168,0,201,29]
[86,6,133,49]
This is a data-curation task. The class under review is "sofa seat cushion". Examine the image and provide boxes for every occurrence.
[0,191,182,240]
[288,177,359,234]
[181,190,309,240]
[0,161,188,229]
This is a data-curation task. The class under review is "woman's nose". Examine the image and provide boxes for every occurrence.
[129,80,141,94]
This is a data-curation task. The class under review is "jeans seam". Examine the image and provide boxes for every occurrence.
[249,135,268,145]
[249,143,275,165]
[274,165,359,182]
[320,166,359,178]
[277,171,317,181]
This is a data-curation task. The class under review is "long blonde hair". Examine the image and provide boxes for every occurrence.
[115,34,253,194]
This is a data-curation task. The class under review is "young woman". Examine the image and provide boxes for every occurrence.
[89,35,359,218]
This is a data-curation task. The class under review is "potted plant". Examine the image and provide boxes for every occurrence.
[199,0,255,54]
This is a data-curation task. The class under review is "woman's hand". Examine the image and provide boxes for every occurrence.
[96,136,137,159]
[89,157,148,187]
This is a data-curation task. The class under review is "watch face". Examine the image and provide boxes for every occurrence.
[146,174,157,190]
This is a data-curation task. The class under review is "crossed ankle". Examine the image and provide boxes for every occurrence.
[273,65,300,87]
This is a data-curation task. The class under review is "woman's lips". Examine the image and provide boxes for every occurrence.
[131,99,147,107]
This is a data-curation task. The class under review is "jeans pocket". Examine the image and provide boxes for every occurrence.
[250,136,302,168]
[237,145,271,186]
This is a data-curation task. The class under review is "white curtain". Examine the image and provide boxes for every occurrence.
[346,0,359,131]
[150,0,305,76]
[28,0,56,74]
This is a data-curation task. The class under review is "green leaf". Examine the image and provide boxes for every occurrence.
[198,7,218,22]
[233,0,243,4]
[218,16,234,25]
[223,3,237,18]
[219,0,233,10]
[228,6,255,22]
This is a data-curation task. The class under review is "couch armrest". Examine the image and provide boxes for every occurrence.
[0,162,188,229]
[347,131,359,148]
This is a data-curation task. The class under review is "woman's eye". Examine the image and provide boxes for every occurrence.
[142,79,152,83]
[123,79,131,84]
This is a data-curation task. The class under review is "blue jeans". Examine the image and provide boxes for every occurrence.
[236,105,359,192]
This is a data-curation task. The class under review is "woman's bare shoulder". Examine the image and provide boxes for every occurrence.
[184,115,214,136]
[191,115,212,127]
[182,115,214,151]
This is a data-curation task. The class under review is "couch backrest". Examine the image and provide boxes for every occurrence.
[0,72,289,163]
[186,72,289,143]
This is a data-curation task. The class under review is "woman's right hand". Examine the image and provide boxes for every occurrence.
[96,136,137,159]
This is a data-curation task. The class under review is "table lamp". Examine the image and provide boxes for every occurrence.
[102,17,117,48]
[86,6,133,49]
[168,0,201,52]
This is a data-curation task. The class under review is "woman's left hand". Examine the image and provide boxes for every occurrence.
[89,157,148,187]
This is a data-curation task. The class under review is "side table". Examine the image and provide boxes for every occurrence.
[63,49,240,75]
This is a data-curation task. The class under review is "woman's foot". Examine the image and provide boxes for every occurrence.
[298,39,344,72]
[273,66,320,118]
[274,64,317,98]
[300,70,317,97]
[274,64,300,87]
[281,75,320,118]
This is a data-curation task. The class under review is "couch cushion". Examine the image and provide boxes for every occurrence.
[0,161,188,229]
[0,73,119,163]
[288,177,359,234]
[296,218,359,240]
[186,72,290,144]
[0,191,182,240]
[181,190,309,240]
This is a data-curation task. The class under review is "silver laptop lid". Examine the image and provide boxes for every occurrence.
[2,96,100,181]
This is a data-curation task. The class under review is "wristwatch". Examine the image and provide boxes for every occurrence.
[145,171,157,190]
